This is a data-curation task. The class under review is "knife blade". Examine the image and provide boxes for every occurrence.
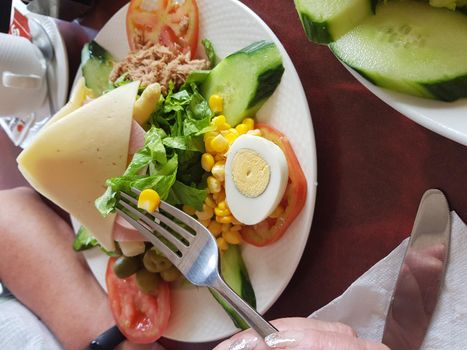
[382,189,451,350]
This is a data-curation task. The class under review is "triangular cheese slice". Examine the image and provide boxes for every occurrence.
[17,81,140,250]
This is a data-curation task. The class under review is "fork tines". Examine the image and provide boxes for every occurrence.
[115,189,198,265]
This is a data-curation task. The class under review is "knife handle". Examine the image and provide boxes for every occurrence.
[85,325,126,350]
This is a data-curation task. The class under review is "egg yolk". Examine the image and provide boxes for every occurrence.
[231,148,270,198]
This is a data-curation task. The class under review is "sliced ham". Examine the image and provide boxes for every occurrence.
[112,121,146,242]
[113,214,148,242]
[129,119,146,155]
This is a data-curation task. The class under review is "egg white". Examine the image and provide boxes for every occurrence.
[225,134,289,225]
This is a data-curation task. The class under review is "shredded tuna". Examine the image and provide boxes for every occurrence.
[110,44,209,94]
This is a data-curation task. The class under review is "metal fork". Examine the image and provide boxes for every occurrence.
[116,189,278,338]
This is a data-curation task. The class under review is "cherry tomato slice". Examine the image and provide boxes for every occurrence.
[106,257,171,344]
[240,124,308,247]
[126,0,200,56]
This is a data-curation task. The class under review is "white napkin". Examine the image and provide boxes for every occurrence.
[309,212,467,349]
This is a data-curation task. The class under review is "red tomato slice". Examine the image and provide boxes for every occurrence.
[240,124,308,247]
[126,0,200,56]
[106,258,171,344]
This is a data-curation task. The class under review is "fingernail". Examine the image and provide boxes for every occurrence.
[264,330,304,348]
[229,336,259,350]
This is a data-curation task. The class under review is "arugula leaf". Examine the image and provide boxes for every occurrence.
[167,181,207,211]
[202,39,217,68]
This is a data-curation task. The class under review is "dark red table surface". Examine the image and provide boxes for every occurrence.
[2,1,467,349]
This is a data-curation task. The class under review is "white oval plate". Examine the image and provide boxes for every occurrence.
[78,0,317,343]
[342,64,467,146]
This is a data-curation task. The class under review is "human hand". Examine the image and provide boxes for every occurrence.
[214,317,389,350]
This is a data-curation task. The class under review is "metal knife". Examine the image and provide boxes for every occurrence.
[382,189,451,350]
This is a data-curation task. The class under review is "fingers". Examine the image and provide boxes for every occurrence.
[264,328,390,350]
[214,318,387,350]
[215,317,356,349]
[270,318,357,337]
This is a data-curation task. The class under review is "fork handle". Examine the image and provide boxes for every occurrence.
[211,275,278,339]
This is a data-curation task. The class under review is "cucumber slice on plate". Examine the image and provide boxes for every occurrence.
[81,41,114,97]
[201,41,284,127]
[210,245,256,329]
[330,1,467,102]
[294,0,377,44]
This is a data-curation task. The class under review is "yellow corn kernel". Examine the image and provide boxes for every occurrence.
[223,230,242,245]
[199,219,211,227]
[215,207,231,217]
[213,190,226,203]
[242,118,255,130]
[212,115,231,131]
[137,189,160,213]
[211,114,224,126]
[216,237,229,251]
[221,223,231,233]
[208,221,223,237]
[231,224,242,231]
[207,176,221,193]
[269,205,285,219]
[214,153,225,162]
[204,131,219,142]
[216,215,233,224]
[247,129,262,137]
[221,123,231,131]
[211,161,225,182]
[225,131,239,145]
[217,200,228,210]
[235,123,249,135]
[201,153,215,172]
[204,195,217,208]
[204,136,216,153]
[182,204,196,216]
[195,204,214,220]
[210,134,229,153]
[209,94,224,114]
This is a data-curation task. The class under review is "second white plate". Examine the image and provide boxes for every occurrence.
[342,63,467,147]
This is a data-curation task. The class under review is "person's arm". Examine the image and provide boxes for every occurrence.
[0,187,116,349]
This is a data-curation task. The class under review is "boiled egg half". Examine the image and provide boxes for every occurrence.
[225,134,289,225]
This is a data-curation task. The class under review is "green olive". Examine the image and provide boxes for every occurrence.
[143,248,172,273]
[112,256,140,279]
[160,266,181,282]
[135,269,161,294]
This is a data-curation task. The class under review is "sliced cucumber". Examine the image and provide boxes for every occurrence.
[294,0,376,44]
[81,41,114,97]
[210,245,256,329]
[201,41,284,127]
[330,1,467,101]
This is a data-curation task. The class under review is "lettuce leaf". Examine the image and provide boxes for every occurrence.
[96,83,211,217]
[73,225,120,257]
[167,181,208,211]
[73,225,98,251]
